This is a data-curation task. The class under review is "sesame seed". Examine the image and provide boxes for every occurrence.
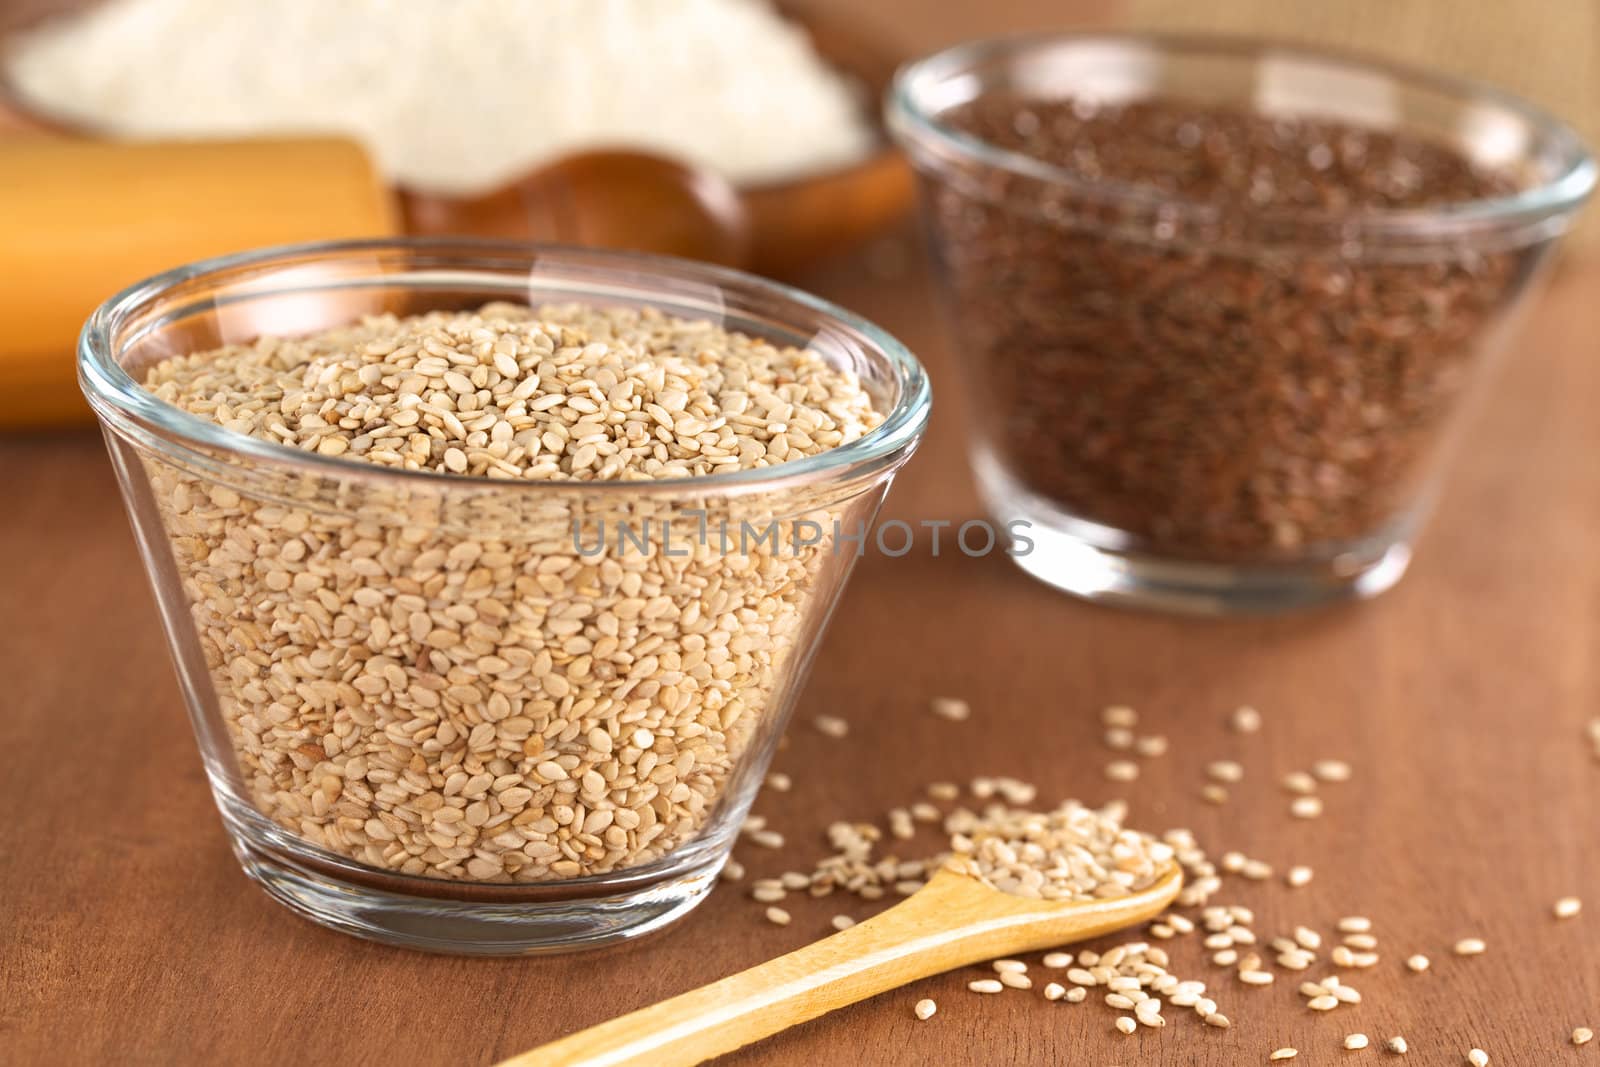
[1240,970,1275,986]
[1042,951,1073,968]
[1308,995,1339,1011]
[1204,1012,1231,1028]
[1135,735,1169,758]
[1243,860,1274,881]
[999,971,1032,990]
[914,998,937,1021]
[813,715,849,738]
[1290,796,1323,819]
[1103,705,1139,728]
[930,697,970,722]
[1281,771,1317,795]
[1105,760,1140,782]
[1386,1036,1409,1054]
[1208,760,1245,783]
[1231,705,1263,732]
[1467,1050,1489,1066]
[1346,1034,1370,1050]
[830,915,855,931]
[766,772,792,792]
[1270,1049,1298,1061]
[967,979,1003,994]
[1105,728,1135,750]
[1406,954,1430,972]
[1115,1016,1138,1034]
[1338,916,1373,933]
[927,782,960,801]
[1065,986,1088,1003]
[1574,1028,1594,1046]
[764,906,790,926]
[1043,982,1066,1001]
[1294,926,1323,950]
[751,885,786,903]
[1202,784,1230,805]
[1555,896,1583,919]
[748,829,786,850]
[991,958,1027,974]
[1454,937,1487,956]
[1313,759,1352,783]
[1287,866,1314,888]
[720,859,745,882]
[1343,933,1378,950]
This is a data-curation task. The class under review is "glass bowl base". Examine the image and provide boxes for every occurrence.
[231,835,720,956]
[978,452,1416,616]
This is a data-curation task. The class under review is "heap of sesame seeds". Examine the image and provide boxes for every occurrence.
[730,697,1596,1062]
[140,302,884,882]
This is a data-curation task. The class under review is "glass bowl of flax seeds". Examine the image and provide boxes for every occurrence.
[889,33,1593,613]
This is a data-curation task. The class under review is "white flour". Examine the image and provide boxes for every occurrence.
[5,0,875,193]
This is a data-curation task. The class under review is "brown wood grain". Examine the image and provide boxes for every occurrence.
[3,3,1598,1066]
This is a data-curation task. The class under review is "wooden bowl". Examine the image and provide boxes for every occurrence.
[0,3,914,275]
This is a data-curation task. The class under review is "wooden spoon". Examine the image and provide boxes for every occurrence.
[500,863,1183,1067]
[400,148,750,267]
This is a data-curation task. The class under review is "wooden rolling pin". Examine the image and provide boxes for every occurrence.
[0,136,752,429]
[0,137,398,428]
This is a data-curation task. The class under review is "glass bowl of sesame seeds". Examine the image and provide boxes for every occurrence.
[889,33,1594,613]
[78,238,930,954]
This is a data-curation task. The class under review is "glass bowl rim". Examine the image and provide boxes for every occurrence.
[78,237,932,497]
[886,30,1597,241]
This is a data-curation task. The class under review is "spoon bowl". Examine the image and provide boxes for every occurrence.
[504,863,1183,1067]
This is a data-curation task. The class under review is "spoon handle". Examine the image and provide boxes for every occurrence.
[501,869,1175,1067]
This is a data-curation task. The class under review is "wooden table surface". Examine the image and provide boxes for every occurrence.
[3,3,1599,1066]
